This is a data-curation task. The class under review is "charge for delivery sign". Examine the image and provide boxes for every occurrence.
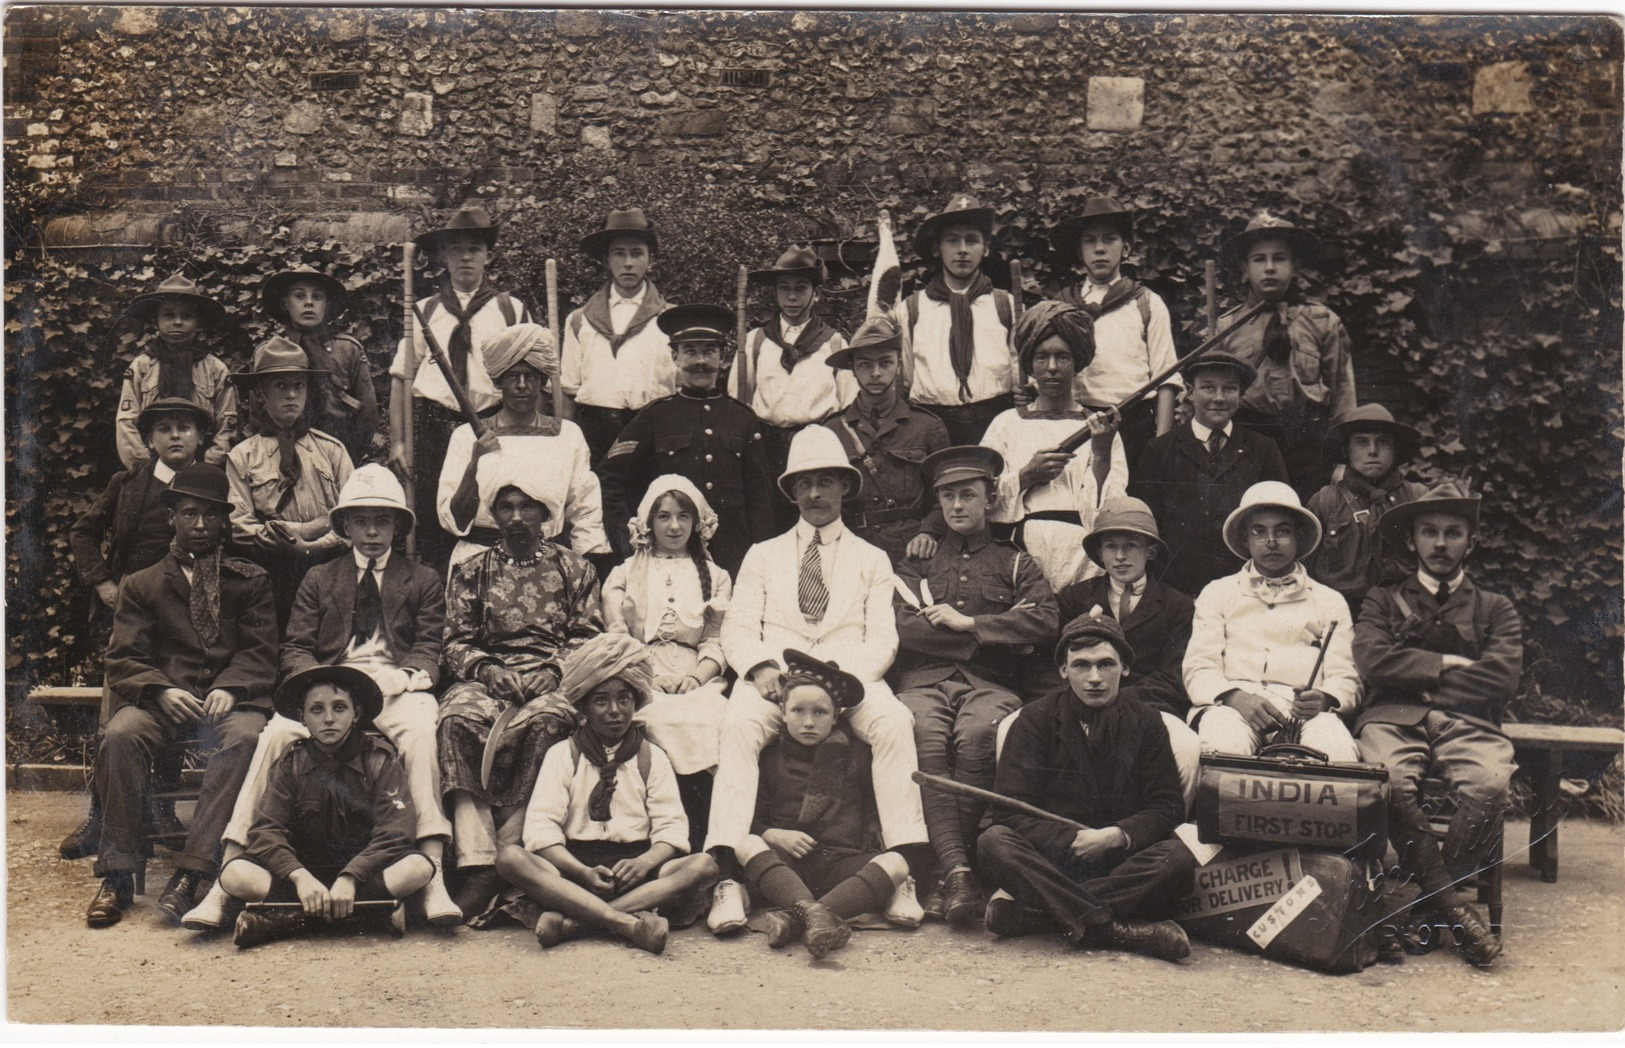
[1176,847,1304,920]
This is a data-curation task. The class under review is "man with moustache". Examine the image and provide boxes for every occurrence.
[597,304,777,575]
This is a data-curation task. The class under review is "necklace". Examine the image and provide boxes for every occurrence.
[497,541,549,567]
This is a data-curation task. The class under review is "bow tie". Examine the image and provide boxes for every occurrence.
[1252,574,1299,594]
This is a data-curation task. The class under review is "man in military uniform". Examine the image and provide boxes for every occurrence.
[87,463,278,929]
[597,303,777,575]
[824,316,951,565]
[894,445,1058,926]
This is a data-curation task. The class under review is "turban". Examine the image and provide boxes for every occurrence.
[478,457,565,539]
[628,474,720,551]
[483,322,559,381]
[1012,299,1095,377]
[560,633,655,710]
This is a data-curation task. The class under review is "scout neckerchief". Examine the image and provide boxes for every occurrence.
[310,724,373,845]
[170,539,222,647]
[152,341,204,401]
[580,280,669,356]
[434,276,500,389]
[1246,287,1304,364]
[261,406,310,508]
[576,721,648,822]
[765,313,836,375]
[1058,277,1143,320]
[924,270,994,402]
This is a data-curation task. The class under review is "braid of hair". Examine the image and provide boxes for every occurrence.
[689,544,713,604]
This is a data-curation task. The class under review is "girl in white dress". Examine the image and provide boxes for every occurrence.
[602,475,732,775]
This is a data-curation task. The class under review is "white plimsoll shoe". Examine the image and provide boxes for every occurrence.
[707,879,749,935]
[886,875,925,928]
[180,881,231,931]
[419,867,463,928]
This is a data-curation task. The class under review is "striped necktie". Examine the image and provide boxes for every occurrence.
[799,533,829,622]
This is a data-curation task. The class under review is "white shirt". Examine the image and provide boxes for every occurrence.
[1417,569,1466,597]
[521,736,690,853]
[893,290,1020,406]
[730,322,856,427]
[1189,418,1234,448]
[1074,280,1182,408]
[1108,576,1146,618]
[794,517,844,590]
[153,460,177,485]
[609,283,646,335]
[561,286,677,411]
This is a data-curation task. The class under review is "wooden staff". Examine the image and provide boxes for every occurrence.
[245,900,399,912]
[1203,258,1219,334]
[912,771,1088,832]
[1008,258,1025,325]
[1054,298,1269,454]
[546,257,565,420]
[400,242,418,556]
[734,263,753,404]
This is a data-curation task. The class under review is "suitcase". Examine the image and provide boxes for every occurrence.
[1174,841,1384,973]
[1195,743,1389,856]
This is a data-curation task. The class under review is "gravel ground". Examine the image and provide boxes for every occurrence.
[6,788,1623,1033]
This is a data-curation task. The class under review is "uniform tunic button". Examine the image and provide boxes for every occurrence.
[703,405,711,412]
[959,575,968,582]
[962,553,970,560]
[705,428,714,435]
[956,600,965,607]
[705,454,714,462]
[705,482,714,490]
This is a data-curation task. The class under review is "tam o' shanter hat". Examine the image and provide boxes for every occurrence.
[782,649,865,710]
[1054,608,1135,666]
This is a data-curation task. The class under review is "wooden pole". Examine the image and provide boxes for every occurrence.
[1203,258,1218,335]
[734,263,753,404]
[400,242,417,557]
[546,258,564,420]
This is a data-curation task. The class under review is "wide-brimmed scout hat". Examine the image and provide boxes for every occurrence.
[160,463,233,511]
[229,336,323,390]
[749,245,827,288]
[1325,403,1420,464]
[923,445,1003,490]
[1221,212,1323,268]
[127,273,226,328]
[826,314,903,371]
[913,193,997,259]
[1082,496,1168,568]
[413,205,500,255]
[1379,479,1482,553]
[331,463,415,538]
[1050,195,1135,259]
[1054,608,1135,666]
[777,426,863,499]
[580,208,658,258]
[260,266,348,324]
[1223,480,1322,560]
[782,649,864,710]
[1180,350,1258,389]
[135,397,215,442]
[274,664,383,726]
[657,303,734,344]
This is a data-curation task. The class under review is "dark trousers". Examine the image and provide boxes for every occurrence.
[1109,398,1160,474]
[93,704,269,878]
[760,423,804,533]
[573,404,639,467]
[977,825,1196,942]
[1235,408,1332,503]
[898,677,1021,872]
[410,401,466,571]
[258,547,344,633]
[934,393,1016,447]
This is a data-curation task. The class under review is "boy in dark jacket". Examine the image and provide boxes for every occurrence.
[261,266,380,464]
[220,665,432,948]
[737,650,912,960]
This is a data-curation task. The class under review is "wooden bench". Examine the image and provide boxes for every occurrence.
[26,685,104,710]
[1504,721,1624,884]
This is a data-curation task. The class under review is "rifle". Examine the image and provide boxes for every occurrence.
[1054,298,1269,454]
[411,300,489,436]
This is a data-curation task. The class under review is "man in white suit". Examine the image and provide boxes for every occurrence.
[705,426,931,933]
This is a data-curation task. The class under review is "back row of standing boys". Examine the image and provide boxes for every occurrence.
[73,194,1515,967]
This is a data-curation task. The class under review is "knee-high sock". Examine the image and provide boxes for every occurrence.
[818,861,896,919]
[743,851,815,910]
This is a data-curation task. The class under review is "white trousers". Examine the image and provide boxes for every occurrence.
[1196,705,1360,764]
[703,679,928,853]
[450,792,526,867]
[1161,711,1202,814]
[223,690,452,845]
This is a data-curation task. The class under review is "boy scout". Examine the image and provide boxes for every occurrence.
[261,265,380,464]
[823,316,951,564]
[894,445,1057,926]
[894,194,1021,445]
[114,274,237,470]
[597,304,776,575]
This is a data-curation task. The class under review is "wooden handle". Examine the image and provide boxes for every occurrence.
[400,242,417,557]
[912,770,1088,831]
[734,263,753,404]
[546,258,564,420]
[1203,259,1218,335]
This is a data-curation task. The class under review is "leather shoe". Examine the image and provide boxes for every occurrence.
[706,879,749,935]
[942,866,985,928]
[884,875,924,928]
[792,899,851,960]
[181,881,235,931]
[59,803,102,860]
[1094,918,1191,962]
[763,908,804,949]
[86,873,134,928]
[449,865,502,923]
[155,870,203,925]
[628,912,669,955]
[1434,900,1502,967]
[984,889,1048,938]
[534,911,584,949]
[921,877,946,922]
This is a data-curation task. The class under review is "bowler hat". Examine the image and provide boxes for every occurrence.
[160,463,234,511]
[127,273,226,328]
[657,303,734,344]
[1326,403,1420,464]
[777,426,863,500]
[913,193,997,260]
[749,245,827,287]
[413,205,500,255]
[136,397,215,443]
[1082,496,1168,568]
[1379,479,1482,555]
[1050,195,1135,259]
[580,208,658,259]
[274,664,383,727]
[229,336,323,390]
[1221,212,1323,269]
[1180,350,1258,389]
[1054,608,1135,667]
[923,445,1004,490]
[331,463,416,538]
[826,315,903,371]
[783,649,865,710]
[260,266,348,324]
[1222,481,1322,560]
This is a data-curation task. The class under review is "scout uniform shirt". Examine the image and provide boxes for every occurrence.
[388,287,531,414]
[1210,294,1357,425]
[1306,471,1428,607]
[596,386,776,574]
[560,281,677,412]
[115,353,238,470]
[1066,279,1183,410]
[225,429,354,555]
[730,318,856,428]
[893,289,1021,408]
[824,396,951,563]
